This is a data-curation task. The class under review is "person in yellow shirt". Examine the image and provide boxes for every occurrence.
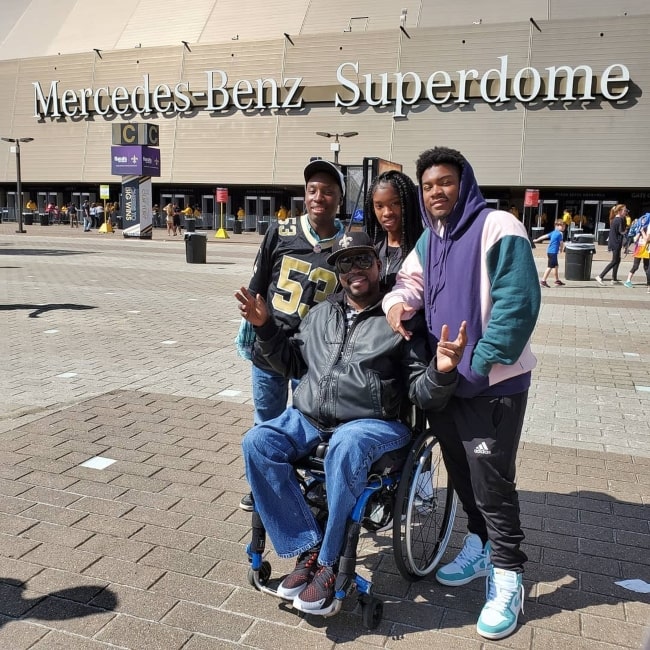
[276,205,288,220]
[562,209,572,241]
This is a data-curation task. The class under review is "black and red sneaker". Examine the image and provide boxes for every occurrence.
[293,564,337,615]
[276,549,319,599]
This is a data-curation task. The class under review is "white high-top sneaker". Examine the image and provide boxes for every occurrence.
[476,567,524,640]
[435,533,491,586]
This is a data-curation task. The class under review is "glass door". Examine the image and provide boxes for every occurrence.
[600,201,617,231]
[538,200,558,231]
[259,196,275,225]
[290,196,304,218]
[579,200,600,234]
[202,194,216,229]
[245,196,259,231]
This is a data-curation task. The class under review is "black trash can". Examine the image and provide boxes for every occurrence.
[24,213,34,226]
[233,220,243,234]
[185,219,196,233]
[597,229,609,246]
[185,233,207,264]
[257,221,269,236]
[571,228,583,241]
[565,242,596,281]
[40,213,49,226]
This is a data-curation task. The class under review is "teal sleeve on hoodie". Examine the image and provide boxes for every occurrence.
[471,234,541,377]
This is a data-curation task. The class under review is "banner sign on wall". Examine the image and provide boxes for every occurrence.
[524,189,540,208]
[122,176,153,239]
[111,145,161,176]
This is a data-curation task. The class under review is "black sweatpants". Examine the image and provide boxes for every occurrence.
[432,391,529,572]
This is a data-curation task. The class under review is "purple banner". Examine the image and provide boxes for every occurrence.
[111,145,161,177]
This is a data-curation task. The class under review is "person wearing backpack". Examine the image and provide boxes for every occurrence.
[623,213,650,291]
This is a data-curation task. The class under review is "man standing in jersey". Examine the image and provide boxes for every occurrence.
[384,147,540,641]
[238,159,345,510]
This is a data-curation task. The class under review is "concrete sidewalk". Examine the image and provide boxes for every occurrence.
[0,223,648,649]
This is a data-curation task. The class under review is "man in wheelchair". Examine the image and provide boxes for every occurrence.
[235,231,466,616]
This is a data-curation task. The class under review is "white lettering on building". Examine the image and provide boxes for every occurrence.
[32,59,631,120]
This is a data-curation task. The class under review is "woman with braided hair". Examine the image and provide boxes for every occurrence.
[364,170,423,290]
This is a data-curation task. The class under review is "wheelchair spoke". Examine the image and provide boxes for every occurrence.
[392,431,457,581]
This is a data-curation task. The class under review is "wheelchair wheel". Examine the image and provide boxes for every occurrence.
[247,561,272,589]
[359,595,383,629]
[392,429,457,581]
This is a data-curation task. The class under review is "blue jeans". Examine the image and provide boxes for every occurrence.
[251,363,298,425]
[242,406,411,566]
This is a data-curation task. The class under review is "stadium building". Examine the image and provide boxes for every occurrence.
[1,0,649,232]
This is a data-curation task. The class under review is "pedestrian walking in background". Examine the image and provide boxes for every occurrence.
[172,204,182,235]
[534,220,566,287]
[82,200,91,231]
[68,202,78,228]
[164,202,174,235]
[596,204,628,285]
[623,213,650,292]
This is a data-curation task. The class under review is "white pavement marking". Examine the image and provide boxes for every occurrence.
[218,389,242,397]
[44,329,59,334]
[80,456,117,470]
[127,310,140,314]
[56,372,78,378]
[635,385,650,392]
[161,340,177,345]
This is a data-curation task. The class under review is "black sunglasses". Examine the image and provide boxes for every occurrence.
[336,253,376,274]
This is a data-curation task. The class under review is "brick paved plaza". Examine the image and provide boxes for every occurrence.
[0,223,648,649]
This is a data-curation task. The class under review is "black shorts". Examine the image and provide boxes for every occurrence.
[547,253,559,268]
[173,215,181,227]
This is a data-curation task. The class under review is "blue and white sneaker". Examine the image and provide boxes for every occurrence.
[435,533,491,586]
[476,567,524,640]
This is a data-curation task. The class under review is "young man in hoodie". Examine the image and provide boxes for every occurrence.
[383,147,541,641]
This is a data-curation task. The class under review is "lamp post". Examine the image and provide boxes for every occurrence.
[2,136,34,233]
[315,131,359,165]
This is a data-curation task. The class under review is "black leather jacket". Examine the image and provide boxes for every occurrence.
[254,292,458,432]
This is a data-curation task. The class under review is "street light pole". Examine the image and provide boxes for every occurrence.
[315,131,359,165]
[2,136,34,234]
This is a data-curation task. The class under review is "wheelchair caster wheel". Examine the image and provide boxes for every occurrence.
[361,597,383,629]
[247,561,271,590]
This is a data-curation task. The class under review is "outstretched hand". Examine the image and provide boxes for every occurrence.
[235,287,269,327]
[436,321,467,373]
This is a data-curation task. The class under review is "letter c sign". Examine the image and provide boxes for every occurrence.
[112,123,159,145]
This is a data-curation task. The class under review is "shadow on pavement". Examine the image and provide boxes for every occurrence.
[0,248,97,257]
[0,578,118,629]
[249,487,649,645]
[0,303,97,318]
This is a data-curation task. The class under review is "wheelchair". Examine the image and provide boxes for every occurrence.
[245,408,458,629]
